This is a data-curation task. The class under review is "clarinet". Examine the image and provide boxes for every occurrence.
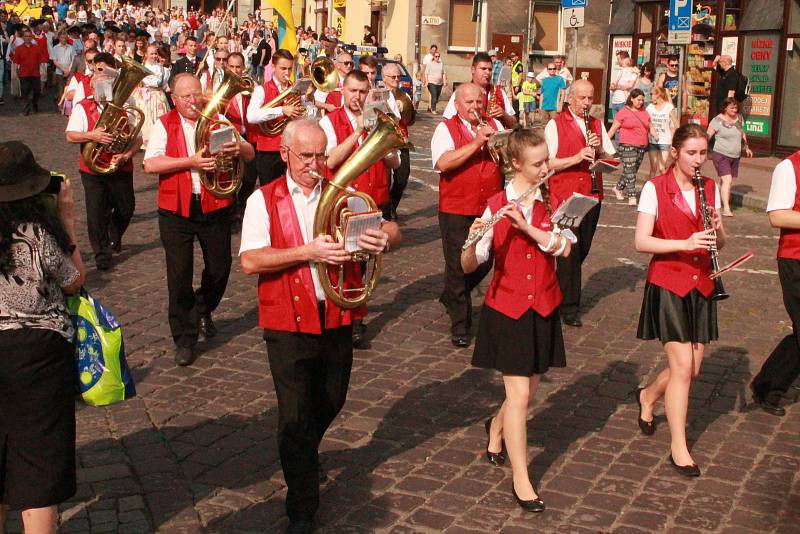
[584,109,599,194]
[693,168,729,301]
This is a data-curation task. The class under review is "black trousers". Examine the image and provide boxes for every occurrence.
[556,202,602,318]
[19,76,40,110]
[439,212,492,336]
[255,150,286,187]
[158,200,232,348]
[264,312,353,523]
[235,155,260,217]
[80,171,135,265]
[752,258,800,403]
[390,148,411,215]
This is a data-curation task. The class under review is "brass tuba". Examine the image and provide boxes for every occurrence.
[194,68,255,198]
[258,56,339,135]
[312,110,406,308]
[82,56,151,174]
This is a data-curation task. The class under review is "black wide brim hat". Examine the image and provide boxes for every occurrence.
[0,141,52,202]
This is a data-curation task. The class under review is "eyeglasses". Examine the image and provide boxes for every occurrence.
[547,67,556,71]
[384,74,400,79]
[285,146,326,163]
[434,55,441,58]
[339,60,354,66]
[174,93,200,102]
[214,56,226,60]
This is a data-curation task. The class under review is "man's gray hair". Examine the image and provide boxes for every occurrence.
[282,118,324,147]
[382,62,401,76]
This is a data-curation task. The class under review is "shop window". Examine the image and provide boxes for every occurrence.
[778,38,800,147]
[638,5,654,33]
[723,0,744,30]
[448,0,479,50]
[792,0,800,33]
[531,3,562,55]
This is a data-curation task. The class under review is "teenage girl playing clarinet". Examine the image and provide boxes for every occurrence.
[633,124,726,477]
[461,129,572,512]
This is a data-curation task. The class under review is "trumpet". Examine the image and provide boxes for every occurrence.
[462,170,555,250]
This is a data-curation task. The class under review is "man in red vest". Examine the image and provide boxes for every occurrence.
[239,118,400,533]
[442,51,517,129]
[314,50,352,114]
[320,69,401,347]
[246,49,303,187]
[143,73,255,366]
[751,151,800,417]
[544,79,616,327]
[431,82,504,347]
[65,52,140,272]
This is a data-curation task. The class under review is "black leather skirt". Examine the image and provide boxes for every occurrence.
[637,282,718,344]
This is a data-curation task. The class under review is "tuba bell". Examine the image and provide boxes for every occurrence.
[82,56,151,174]
[258,56,339,135]
[312,110,406,308]
[194,68,254,198]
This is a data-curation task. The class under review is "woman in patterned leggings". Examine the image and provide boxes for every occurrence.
[608,89,657,206]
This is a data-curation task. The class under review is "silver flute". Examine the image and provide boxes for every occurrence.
[462,170,555,250]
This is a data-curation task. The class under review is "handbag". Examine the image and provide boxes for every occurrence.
[67,290,136,406]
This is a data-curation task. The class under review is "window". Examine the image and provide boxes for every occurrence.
[723,0,744,30]
[792,0,800,33]
[638,4,654,33]
[531,4,562,55]
[448,0,478,50]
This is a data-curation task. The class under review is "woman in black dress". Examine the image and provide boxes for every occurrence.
[633,124,726,477]
[462,129,572,512]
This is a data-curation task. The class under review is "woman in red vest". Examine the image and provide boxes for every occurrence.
[461,129,572,513]
[634,124,726,478]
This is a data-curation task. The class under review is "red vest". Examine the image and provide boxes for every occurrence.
[439,116,503,216]
[483,190,562,318]
[249,80,283,152]
[777,151,800,259]
[327,107,389,206]
[78,73,92,99]
[549,110,605,209]
[256,178,355,333]
[77,98,134,175]
[225,93,251,136]
[156,109,233,217]
[325,89,342,109]
[646,169,716,298]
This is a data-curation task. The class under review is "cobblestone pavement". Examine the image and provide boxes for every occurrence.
[2,95,799,534]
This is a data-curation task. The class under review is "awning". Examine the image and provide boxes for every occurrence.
[609,0,635,35]
[740,0,785,31]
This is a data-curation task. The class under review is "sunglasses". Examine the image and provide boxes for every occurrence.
[669,63,678,67]
[340,61,354,66]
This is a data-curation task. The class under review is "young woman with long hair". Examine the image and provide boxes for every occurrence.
[647,86,679,178]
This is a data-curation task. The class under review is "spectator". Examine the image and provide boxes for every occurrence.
[518,71,538,127]
[135,43,171,149]
[707,97,753,217]
[423,48,445,113]
[50,30,76,106]
[609,56,638,121]
[255,30,271,83]
[607,88,655,205]
[0,20,9,105]
[12,29,48,115]
[646,86,679,178]
[712,54,742,113]
[362,25,376,46]
[656,56,683,111]
[637,62,654,106]
[536,54,573,88]
[422,43,437,67]
[0,141,86,534]
[538,62,566,122]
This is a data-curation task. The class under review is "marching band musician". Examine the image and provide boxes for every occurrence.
[64,46,97,107]
[65,52,140,272]
[143,73,255,367]
[633,124,725,477]
[750,148,800,417]
[544,79,616,327]
[358,54,401,118]
[442,52,517,128]
[320,69,401,348]
[239,118,400,534]
[168,36,201,84]
[246,49,303,187]
[381,62,413,218]
[431,82,504,347]
[462,128,570,514]
[315,51,353,114]
[200,47,228,95]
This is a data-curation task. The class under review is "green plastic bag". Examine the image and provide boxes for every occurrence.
[67,290,136,406]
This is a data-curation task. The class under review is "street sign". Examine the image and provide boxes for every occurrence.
[668,0,693,44]
[561,0,587,8]
[563,8,585,28]
[421,16,445,26]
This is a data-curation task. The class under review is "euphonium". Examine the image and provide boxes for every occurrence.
[82,56,150,174]
[194,68,254,198]
[259,56,339,135]
[312,110,406,308]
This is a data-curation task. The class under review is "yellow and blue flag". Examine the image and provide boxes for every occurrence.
[268,0,297,54]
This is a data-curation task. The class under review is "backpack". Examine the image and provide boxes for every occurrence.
[735,73,749,102]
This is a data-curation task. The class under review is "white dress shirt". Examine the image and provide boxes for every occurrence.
[51,42,76,75]
[442,86,514,119]
[239,173,327,301]
[767,159,797,213]
[246,77,286,124]
[319,107,362,155]
[144,114,202,194]
[430,115,503,170]
[543,109,616,159]
[638,178,720,218]
[65,100,95,132]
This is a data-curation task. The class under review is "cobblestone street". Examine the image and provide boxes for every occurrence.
[2,97,798,533]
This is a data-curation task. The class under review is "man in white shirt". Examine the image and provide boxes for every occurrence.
[442,51,516,128]
[422,43,437,67]
[751,152,800,417]
[51,30,76,102]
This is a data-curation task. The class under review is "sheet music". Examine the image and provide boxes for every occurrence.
[551,193,599,229]
[344,211,382,253]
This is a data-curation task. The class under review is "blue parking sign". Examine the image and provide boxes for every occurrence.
[669,0,693,32]
[561,0,587,8]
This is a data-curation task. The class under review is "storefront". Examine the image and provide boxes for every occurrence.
[608,0,799,155]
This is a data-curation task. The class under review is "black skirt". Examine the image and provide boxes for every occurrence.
[0,328,76,508]
[472,305,566,376]
[636,282,718,344]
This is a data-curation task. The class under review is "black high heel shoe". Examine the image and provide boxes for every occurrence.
[484,417,506,466]
[669,454,701,477]
[633,387,655,436]
[511,481,545,513]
